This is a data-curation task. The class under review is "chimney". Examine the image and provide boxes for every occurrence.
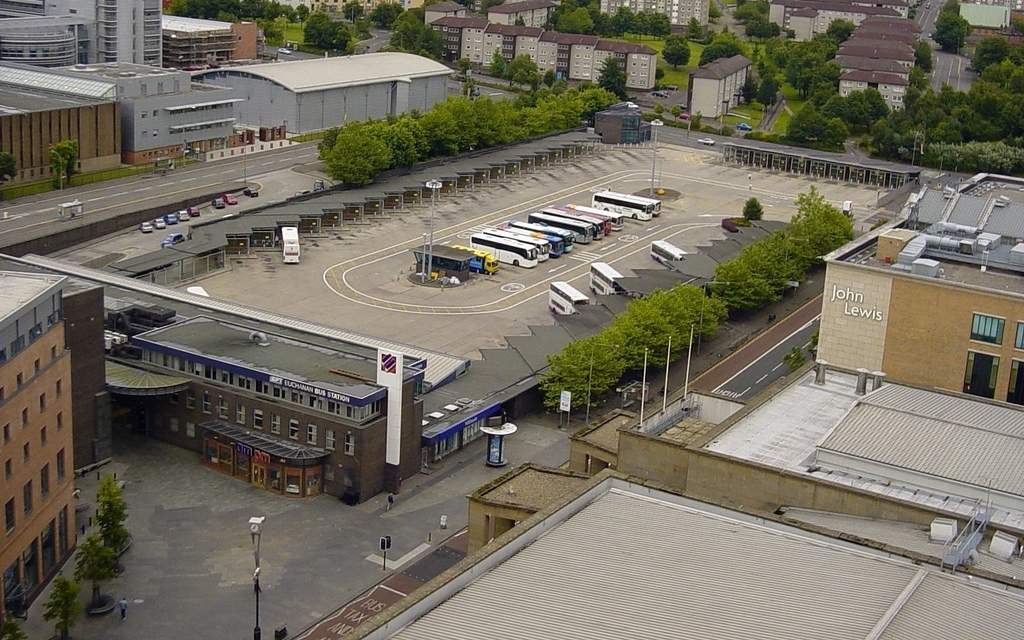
[814,360,829,385]
[855,368,870,395]
[871,371,886,391]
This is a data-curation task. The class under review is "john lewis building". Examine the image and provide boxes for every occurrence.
[114,316,424,503]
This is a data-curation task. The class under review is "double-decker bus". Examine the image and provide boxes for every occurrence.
[542,207,610,237]
[495,224,565,257]
[590,262,624,295]
[506,221,575,252]
[563,203,626,231]
[527,212,596,243]
[592,191,661,220]
[650,240,687,265]
[482,228,551,261]
[549,281,590,315]
[470,233,539,268]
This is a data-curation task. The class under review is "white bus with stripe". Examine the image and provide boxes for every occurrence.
[592,191,660,220]
[470,233,539,268]
[549,281,590,315]
[590,262,624,295]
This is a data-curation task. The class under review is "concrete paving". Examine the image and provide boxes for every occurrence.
[21,417,569,640]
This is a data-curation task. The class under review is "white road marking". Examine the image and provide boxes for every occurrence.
[712,316,820,393]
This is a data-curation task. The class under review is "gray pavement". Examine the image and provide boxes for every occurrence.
[21,417,569,640]
[915,0,976,92]
[714,315,818,400]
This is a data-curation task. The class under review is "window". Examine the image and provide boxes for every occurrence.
[964,351,1000,399]
[22,481,31,514]
[56,412,62,431]
[4,460,10,480]
[971,313,1004,344]
[22,443,28,462]
[39,427,46,446]
[325,430,335,451]
[38,393,45,412]
[40,464,49,498]
[16,373,22,389]
[56,449,65,481]
[186,422,196,438]
[236,403,246,425]
[202,391,211,413]
[218,397,228,419]
[0,386,4,402]
[288,420,299,440]
[344,432,355,455]
[186,390,196,409]
[1,424,7,443]
[1016,322,1024,350]
[21,408,27,427]
[50,345,57,360]
[33,359,39,374]
[253,409,263,430]
[307,424,317,445]
[169,417,179,433]
[4,499,13,532]
[270,414,281,435]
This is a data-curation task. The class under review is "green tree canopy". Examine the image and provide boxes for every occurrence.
[757,74,779,105]
[973,36,1012,73]
[390,10,442,57]
[323,122,392,184]
[699,31,746,65]
[686,17,704,40]
[598,58,627,98]
[490,49,508,78]
[0,152,15,182]
[743,197,763,220]
[785,103,848,150]
[75,533,117,608]
[934,10,969,52]
[508,54,541,89]
[914,40,934,71]
[557,7,594,33]
[304,11,350,50]
[825,18,855,43]
[42,577,81,640]
[662,34,690,69]
[369,2,403,27]
[96,475,130,553]
[0,615,27,640]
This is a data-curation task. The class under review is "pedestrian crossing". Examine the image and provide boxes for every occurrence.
[568,250,603,262]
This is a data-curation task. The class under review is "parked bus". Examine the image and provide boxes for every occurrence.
[542,207,609,237]
[471,233,539,268]
[592,191,661,220]
[413,246,497,276]
[563,203,626,231]
[281,226,300,264]
[506,221,575,253]
[482,228,550,261]
[590,262,624,295]
[650,240,687,265]
[450,244,499,274]
[492,226,564,257]
[549,281,589,315]
[527,212,596,244]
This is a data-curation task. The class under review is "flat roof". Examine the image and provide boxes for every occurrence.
[476,465,591,511]
[132,315,387,400]
[374,482,1024,640]
[722,139,920,174]
[691,54,750,80]
[0,64,116,106]
[192,53,452,94]
[487,0,556,12]
[161,15,233,33]
[960,2,1009,27]
[0,271,64,326]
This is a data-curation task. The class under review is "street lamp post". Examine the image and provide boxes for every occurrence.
[249,516,265,640]
[423,179,442,283]
[649,119,663,197]
[696,280,732,355]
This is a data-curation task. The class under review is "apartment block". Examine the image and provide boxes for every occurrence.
[839,69,908,109]
[594,40,656,92]
[687,54,751,119]
[768,0,906,40]
[486,0,557,27]
[599,0,710,26]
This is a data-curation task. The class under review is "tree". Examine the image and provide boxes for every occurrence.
[75,533,117,610]
[369,1,402,27]
[743,197,763,221]
[933,10,969,53]
[597,57,627,99]
[741,73,757,103]
[757,74,778,105]
[608,7,636,36]
[557,7,594,33]
[342,0,362,21]
[296,3,309,20]
[789,186,853,259]
[305,11,350,50]
[662,34,690,69]
[42,577,81,640]
[699,31,746,65]
[543,69,556,87]
[95,475,130,554]
[390,10,442,57]
[540,335,626,410]
[785,103,848,149]
[714,254,778,310]
[708,2,721,21]
[0,615,26,640]
[972,36,1011,73]
[48,139,77,188]
[745,17,780,39]
[323,123,392,184]
[686,17,704,41]
[490,50,507,78]
[914,40,933,72]
[784,346,806,371]
[508,54,540,89]
[825,18,855,43]
[0,152,15,182]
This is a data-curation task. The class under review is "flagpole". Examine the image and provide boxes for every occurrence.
[684,325,694,412]
[639,348,648,425]
[662,335,671,413]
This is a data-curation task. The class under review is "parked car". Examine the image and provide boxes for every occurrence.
[161,232,186,248]
[212,197,226,209]
[721,218,739,233]
[222,193,238,205]
[278,47,292,55]
[182,206,200,218]
[164,212,179,225]
[698,137,716,146]
[677,112,690,120]
[243,186,260,197]
[651,90,670,99]
[139,222,154,233]
[153,218,167,229]
[735,123,753,132]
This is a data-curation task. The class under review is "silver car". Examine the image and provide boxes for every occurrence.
[139,222,154,233]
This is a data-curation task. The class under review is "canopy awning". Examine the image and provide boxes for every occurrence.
[201,421,329,463]
[105,361,190,396]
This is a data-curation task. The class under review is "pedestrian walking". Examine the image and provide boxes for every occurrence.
[118,597,128,620]
[386,493,395,511]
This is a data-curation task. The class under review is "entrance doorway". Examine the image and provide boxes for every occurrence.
[964,351,999,398]
[251,464,266,488]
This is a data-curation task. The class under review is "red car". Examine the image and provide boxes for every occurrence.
[222,193,238,205]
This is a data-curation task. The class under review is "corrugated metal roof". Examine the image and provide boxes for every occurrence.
[864,383,1024,438]
[0,64,116,99]
[392,489,921,640]
[946,192,986,226]
[915,189,947,224]
[981,201,1024,238]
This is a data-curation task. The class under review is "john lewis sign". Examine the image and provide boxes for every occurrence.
[830,284,884,322]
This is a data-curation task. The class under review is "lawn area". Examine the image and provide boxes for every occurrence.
[282,22,304,46]
[771,83,805,134]
[724,102,764,128]
[616,34,705,89]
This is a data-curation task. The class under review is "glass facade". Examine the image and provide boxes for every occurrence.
[971,313,1004,344]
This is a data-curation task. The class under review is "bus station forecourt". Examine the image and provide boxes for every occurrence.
[177,144,883,359]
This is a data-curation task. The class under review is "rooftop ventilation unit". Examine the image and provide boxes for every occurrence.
[911,258,940,277]
[1011,243,1024,266]
[897,235,926,265]
[248,331,269,346]
[930,517,958,544]
[989,530,1019,561]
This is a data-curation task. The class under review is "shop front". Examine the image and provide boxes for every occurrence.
[201,422,327,497]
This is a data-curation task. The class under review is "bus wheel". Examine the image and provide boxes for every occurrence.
[513,260,520,267]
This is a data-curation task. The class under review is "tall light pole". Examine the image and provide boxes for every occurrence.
[639,348,649,425]
[241,144,248,188]
[649,119,663,197]
[423,179,442,283]
[249,516,265,640]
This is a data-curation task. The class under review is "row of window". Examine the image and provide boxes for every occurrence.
[0,345,62,403]
[4,450,65,534]
[177,392,355,454]
[969,313,1024,349]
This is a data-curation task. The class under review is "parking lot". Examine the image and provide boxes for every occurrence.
[185,145,882,359]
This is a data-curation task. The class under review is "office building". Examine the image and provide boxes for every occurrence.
[0,16,91,67]
[0,64,121,182]
[686,54,750,119]
[599,0,710,26]
[486,0,557,27]
[594,102,652,144]
[0,272,76,619]
[192,53,452,134]
[161,15,260,69]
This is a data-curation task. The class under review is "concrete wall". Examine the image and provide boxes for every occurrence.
[467,499,532,553]
[817,261,892,372]
[61,286,111,469]
[689,392,743,424]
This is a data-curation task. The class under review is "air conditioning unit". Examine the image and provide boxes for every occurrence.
[930,517,958,544]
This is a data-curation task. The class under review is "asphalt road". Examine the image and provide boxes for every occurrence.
[712,316,819,400]
[915,0,976,92]
[0,142,320,241]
